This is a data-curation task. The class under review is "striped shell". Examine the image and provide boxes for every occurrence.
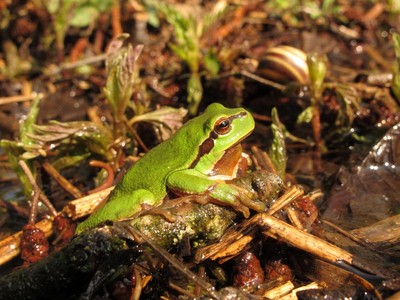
[257,46,310,84]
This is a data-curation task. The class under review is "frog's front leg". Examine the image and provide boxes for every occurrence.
[167,169,266,218]
[75,189,156,234]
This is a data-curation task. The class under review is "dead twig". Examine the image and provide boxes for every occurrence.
[269,185,304,215]
[42,162,83,199]
[240,70,285,91]
[43,54,107,77]
[195,185,304,262]
[0,93,43,106]
[259,214,392,279]
[63,186,114,220]
[259,214,354,263]
[251,145,278,174]
[19,160,57,221]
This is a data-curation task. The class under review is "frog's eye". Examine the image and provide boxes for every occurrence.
[214,117,231,135]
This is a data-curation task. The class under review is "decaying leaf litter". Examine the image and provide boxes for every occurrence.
[0,1,399,299]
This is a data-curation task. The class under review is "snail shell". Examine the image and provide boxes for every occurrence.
[257,46,310,84]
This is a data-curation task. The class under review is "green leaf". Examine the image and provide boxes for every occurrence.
[147,11,160,28]
[0,95,43,198]
[70,5,99,27]
[156,3,199,69]
[389,0,400,13]
[52,153,91,170]
[334,83,360,127]
[0,140,35,198]
[129,106,188,140]
[187,73,203,115]
[203,1,228,31]
[104,36,143,121]
[169,43,189,62]
[0,96,40,199]
[20,96,41,146]
[45,0,61,14]
[392,33,400,101]
[155,2,227,113]
[269,108,287,179]
[92,0,113,12]
[204,50,220,77]
[31,121,114,161]
[141,0,160,27]
[393,33,400,59]
[297,106,314,124]
[307,53,327,100]
[392,63,400,102]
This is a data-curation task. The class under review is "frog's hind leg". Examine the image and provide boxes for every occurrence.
[167,169,266,218]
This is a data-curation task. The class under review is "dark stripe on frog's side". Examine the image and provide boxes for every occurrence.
[229,111,248,121]
[189,137,214,169]
[189,111,248,169]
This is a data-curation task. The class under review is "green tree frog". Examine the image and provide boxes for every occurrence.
[76,103,264,234]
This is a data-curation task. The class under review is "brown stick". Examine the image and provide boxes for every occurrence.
[18,160,58,223]
[0,93,43,105]
[42,162,83,199]
[260,214,354,264]
[111,4,123,37]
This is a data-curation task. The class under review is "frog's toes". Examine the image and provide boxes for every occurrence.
[209,183,265,218]
[231,203,250,218]
[238,197,266,214]
[138,205,177,223]
[231,189,266,217]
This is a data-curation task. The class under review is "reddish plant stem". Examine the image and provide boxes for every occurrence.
[88,160,115,194]
[111,4,123,38]
[93,13,108,53]
[69,37,89,62]
[42,162,83,199]
[311,106,322,171]
[19,160,58,223]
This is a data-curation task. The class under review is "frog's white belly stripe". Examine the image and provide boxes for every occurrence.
[207,174,236,181]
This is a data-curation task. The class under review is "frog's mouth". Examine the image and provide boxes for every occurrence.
[236,130,252,144]
[229,122,254,149]
[229,110,254,145]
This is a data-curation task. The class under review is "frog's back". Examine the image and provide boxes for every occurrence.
[108,119,205,202]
